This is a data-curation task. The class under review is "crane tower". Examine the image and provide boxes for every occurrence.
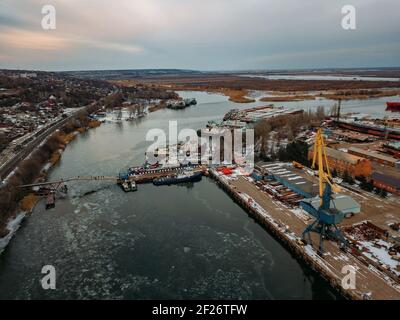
[300,128,348,255]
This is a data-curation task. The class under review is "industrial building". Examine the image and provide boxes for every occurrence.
[301,194,361,216]
[383,141,400,159]
[256,162,361,216]
[221,105,303,127]
[308,146,372,177]
[261,163,318,198]
[329,129,375,143]
[347,147,400,168]
[371,172,400,195]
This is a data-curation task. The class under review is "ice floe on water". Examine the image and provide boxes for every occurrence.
[184,269,253,299]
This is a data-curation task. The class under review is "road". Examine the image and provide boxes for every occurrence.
[0,109,82,182]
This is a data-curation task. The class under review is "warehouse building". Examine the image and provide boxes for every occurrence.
[301,194,361,216]
[257,162,361,215]
[383,141,400,159]
[371,172,400,195]
[309,146,372,177]
[347,147,400,168]
[257,162,319,198]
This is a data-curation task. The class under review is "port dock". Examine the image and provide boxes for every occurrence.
[121,165,205,184]
[18,160,399,300]
[19,166,206,208]
[209,168,400,300]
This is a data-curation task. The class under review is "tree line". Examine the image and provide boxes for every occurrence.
[255,106,325,162]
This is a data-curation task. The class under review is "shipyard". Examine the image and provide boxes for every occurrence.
[124,98,400,300]
[4,85,400,300]
[1,0,400,306]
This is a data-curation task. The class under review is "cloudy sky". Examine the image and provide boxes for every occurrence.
[0,0,399,71]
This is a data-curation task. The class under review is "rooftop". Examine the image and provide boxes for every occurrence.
[258,162,318,197]
[348,147,400,164]
[385,141,400,150]
[371,172,400,189]
[310,146,365,165]
[302,194,361,214]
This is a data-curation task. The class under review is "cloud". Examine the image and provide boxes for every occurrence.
[0,28,69,51]
[0,0,399,70]
[75,39,143,54]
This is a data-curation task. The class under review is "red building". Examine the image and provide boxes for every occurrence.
[371,172,400,195]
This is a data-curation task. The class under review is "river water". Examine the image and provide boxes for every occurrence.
[1,90,391,299]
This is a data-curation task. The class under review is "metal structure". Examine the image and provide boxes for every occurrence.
[384,116,390,141]
[336,98,342,123]
[19,176,119,189]
[19,176,119,210]
[300,128,347,255]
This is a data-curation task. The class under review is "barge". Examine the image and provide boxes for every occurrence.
[383,141,400,159]
[386,102,400,112]
[45,194,55,210]
[338,120,400,140]
[153,170,202,186]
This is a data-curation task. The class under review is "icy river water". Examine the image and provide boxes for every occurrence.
[0,91,395,299]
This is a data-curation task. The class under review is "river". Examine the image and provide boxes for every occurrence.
[1,90,386,299]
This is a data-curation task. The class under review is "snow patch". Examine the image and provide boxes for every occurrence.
[0,212,27,254]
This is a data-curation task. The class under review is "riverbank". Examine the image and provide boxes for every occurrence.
[131,74,400,92]
[0,119,101,251]
[260,94,316,102]
[211,88,255,103]
[258,89,400,102]
[176,87,256,103]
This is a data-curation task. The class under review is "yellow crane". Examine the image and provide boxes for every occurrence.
[300,128,347,255]
[312,128,340,203]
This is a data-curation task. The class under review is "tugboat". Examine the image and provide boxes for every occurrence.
[45,193,56,210]
[128,181,137,191]
[184,98,197,106]
[120,179,138,192]
[153,170,202,186]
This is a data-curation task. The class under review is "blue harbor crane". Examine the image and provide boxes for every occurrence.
[300,128,348,256]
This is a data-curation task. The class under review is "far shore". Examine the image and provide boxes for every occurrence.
[113,77,400,104]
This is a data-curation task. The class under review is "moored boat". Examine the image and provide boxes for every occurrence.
[386,102,400,112]
[153,171,202,186]
[120,180,137,192]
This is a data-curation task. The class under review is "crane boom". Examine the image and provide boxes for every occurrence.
[300,128,348,255]
[312,128,340,200]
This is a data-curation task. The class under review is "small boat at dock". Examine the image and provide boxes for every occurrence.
[45,194,55,210]
[386,102,400,112]
[120,180,137,192]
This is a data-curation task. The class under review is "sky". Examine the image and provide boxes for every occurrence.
[0,0,399,71]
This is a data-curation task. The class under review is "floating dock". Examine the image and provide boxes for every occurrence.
[120,165,205,184]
